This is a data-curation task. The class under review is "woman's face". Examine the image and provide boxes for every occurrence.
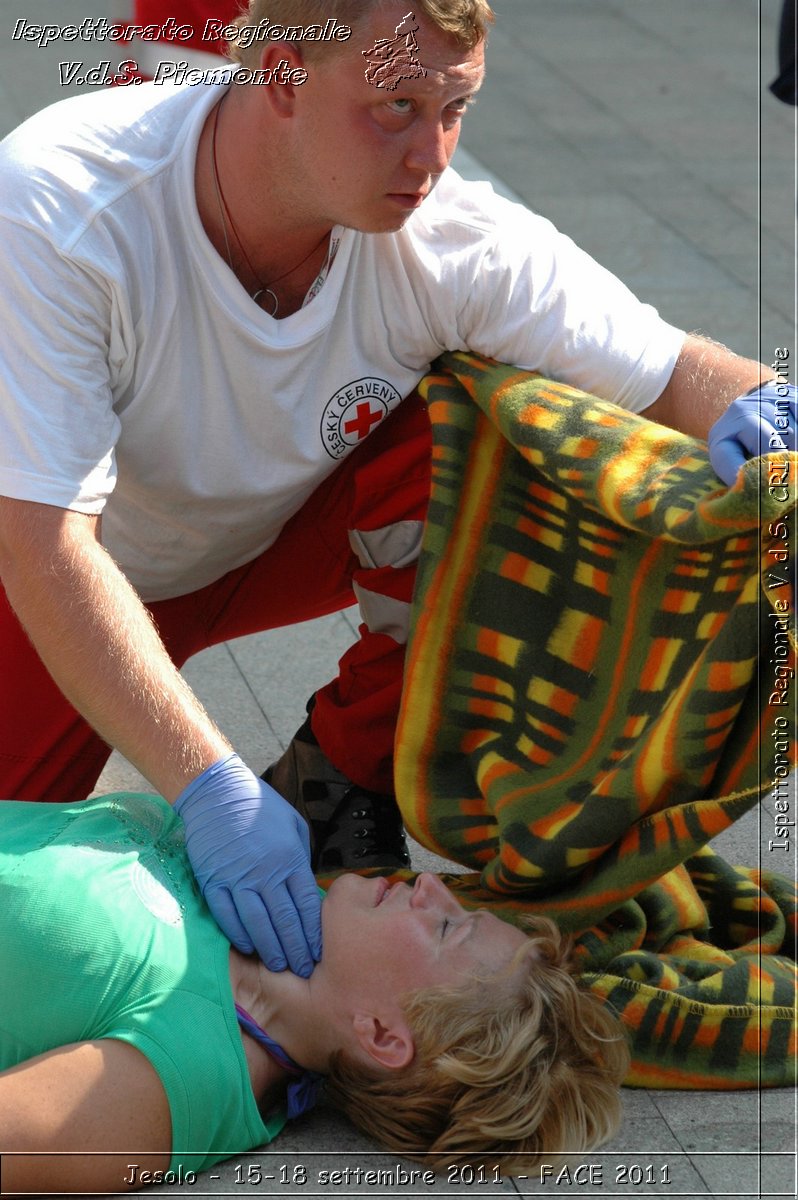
[318,872,531,1008]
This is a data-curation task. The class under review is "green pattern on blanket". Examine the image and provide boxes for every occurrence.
[394,352,797,1088]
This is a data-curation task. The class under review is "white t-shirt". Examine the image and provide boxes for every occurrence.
[0,77,685,602]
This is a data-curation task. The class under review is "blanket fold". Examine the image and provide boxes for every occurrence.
[391,352,797,1087]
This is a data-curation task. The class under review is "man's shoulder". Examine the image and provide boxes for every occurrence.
[413,167,505,230]
[397,167,553,265]
[0,81,212,200]
[408,167,548,238]
[3,81,174,157]
[0,82,211,250]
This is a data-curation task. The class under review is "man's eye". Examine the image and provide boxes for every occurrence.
[442,98,474,127]
[441,918,450,938]
[388,98,414,114]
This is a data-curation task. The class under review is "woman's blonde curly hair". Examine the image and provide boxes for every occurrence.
[227,0,494,66]
[324,916,629,1176]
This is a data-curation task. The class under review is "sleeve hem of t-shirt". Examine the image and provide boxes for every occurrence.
[97,1029,194,1174]
[0,468,107,514]
[623,323,687,415]
[97,1026,282,1177]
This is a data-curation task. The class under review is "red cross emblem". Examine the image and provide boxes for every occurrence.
[343,401,384,441]
[321,377,402,460]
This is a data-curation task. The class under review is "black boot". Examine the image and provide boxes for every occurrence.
[262,707,411,872]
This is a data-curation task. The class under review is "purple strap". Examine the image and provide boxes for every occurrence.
[235,1003,323,1120]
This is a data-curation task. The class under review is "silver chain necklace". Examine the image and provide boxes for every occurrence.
[209,96,328,316]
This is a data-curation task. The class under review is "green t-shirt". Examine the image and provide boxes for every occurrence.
[0,793,286,1174]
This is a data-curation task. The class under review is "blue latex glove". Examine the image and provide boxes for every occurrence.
[174,753,322,976]
[708,381,797,485]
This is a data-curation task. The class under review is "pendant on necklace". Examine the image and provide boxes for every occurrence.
[252,287,279,316]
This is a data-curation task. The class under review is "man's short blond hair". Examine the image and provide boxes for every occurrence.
[228,0,494,67]
[324,916,630,1174]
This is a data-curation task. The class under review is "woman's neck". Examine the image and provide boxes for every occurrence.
[228,949,334,1105]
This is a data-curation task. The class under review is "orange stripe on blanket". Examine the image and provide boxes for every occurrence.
[514,402,560,431]
[396,414,507,851]
[500,551,554,596]
[528,678,579,719]
[561,436,601,460]
[639,637,684,693]
[468,696,514,722]
[623,1061,753,1089]
[708,658,757,693]
[460,729,501,757]
[696,611,730,640]
[596,427,684,527]
[517,737,555,767]
[517,515,564,551]
[633,646,725,806]
[546,610,605,672]
[574,561,612,595]
[662,588,701,614]
[476,756,520,794]
[527,715,569,744]
[476,628,523,668]
[529,802,583,841]
[705,704,740,730]
[513,539,668,797]
[500,842,545,882]
[472,672,515,701]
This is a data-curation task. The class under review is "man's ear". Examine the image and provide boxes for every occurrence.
[255,43,309,115]
[351,1013,415,1070]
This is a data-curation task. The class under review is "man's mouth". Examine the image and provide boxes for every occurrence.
[386,191,427,208]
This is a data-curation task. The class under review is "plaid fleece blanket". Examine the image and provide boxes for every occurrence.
[394,352,797,1088]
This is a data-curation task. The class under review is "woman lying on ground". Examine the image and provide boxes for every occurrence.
[0,792,628,1194]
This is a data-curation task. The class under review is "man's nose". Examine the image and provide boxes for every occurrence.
[404,120,453,177]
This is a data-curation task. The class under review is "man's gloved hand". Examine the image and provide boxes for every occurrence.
[174,752,322,977]
[708,381,797,485]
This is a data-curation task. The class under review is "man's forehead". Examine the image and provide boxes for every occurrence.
[357,5,486,90]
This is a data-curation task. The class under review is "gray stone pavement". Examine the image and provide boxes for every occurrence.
[0,1,795,1197]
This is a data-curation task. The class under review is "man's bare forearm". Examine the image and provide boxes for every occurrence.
[0,497,230,801]
[645,333,774,439]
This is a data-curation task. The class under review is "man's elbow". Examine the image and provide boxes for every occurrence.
[0,496,100,586]
[643,334,771,440]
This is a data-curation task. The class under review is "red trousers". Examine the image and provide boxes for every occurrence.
[0,395,431,802]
